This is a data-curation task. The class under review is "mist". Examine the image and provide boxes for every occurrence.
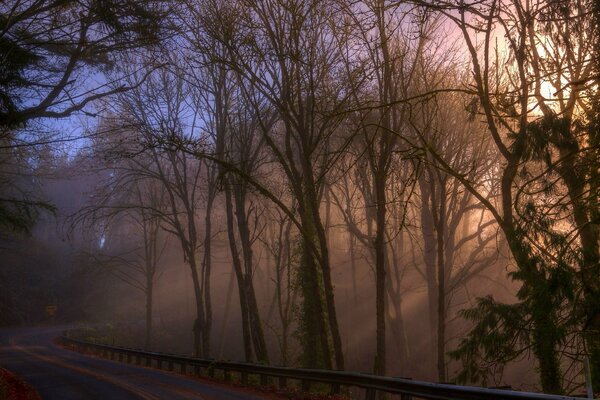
[1,0,599,397]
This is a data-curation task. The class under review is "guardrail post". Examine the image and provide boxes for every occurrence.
[301,380,311,392]
[64,335,589,400]
[330,382,340,395]
[278,376,287,389]
[365,388,376,400]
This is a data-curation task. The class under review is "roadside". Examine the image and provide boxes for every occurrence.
[61,338,349,400]
[1,326,349,399]
[0,368,41,400]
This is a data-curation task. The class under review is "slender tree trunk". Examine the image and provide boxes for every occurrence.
[224,185,253,361]
[202,191,214,357]
[419,175,438,366]
[310,188,344,370]
[387,297,408,371]
[218,270,236,359]
[145,274,153,349]
[188,255,205,358]
[386,231,409,370]
[281,321,289,365]
[374,172,387,376]
[234,186,269,363]
[435,195,446,382]
[348,227,358,307]
[245,279,269,363]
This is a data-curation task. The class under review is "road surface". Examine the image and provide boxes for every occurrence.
[0,326,274,399]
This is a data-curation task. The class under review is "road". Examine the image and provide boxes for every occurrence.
[0,326,274,399]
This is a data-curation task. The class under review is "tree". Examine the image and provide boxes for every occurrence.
[74,160,169,349]
[261,203,300,366]
[178,21,274,362]
[195,0,356,370]
[416,0,597,392]
[350,0,428,377]
[586,0,600,388]
[212,64,272,364]
[413,91,499,381]
[0,136,54,235]
[106,66,213,358]
[0,0,164,128]
[0,0,166,233]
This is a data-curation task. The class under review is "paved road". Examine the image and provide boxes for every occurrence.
[0,326,270,399]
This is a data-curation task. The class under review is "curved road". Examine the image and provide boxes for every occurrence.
[0,326,274,399]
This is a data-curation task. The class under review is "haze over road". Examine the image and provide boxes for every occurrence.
[0,326,270,399]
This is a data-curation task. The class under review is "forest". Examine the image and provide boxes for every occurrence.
[1,0,599,396]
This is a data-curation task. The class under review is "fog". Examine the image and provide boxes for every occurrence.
[0,159,532,386]
[2,0,599,396]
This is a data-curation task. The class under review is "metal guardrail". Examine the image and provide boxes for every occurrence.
[60,335,585,400]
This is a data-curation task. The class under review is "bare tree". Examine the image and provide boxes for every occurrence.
[217,82,272,363]
[72,132,170,349]
[412,85,499,381]
[192,0,360,370]
[332,0,431,376]
[107,67,213,358]
[261,202,300,365]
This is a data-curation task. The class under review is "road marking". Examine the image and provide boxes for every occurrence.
[8,336,166,400]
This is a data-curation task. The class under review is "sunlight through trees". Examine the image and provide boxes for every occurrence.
[1,0,599,395]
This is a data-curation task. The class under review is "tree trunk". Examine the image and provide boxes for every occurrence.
[531,299,563,395]
[218,270,236,359]
[505,223,563,394]
[298,237,331,369]
[556,143,600,390]
[245,278,269,363]
[435,198,446,382]
[310,188,344,370]
[296,195,332,369]
[373,172,387,377]
[234,185,270,363]
[188,255,205,358]
[348,227,358,307]
[419,175,438,366]
[386,228,409,372]
[145,274,153,349]
[224,185,253,361]
[202,190,214,357]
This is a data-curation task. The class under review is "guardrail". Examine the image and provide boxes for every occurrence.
[60,335,585,400]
